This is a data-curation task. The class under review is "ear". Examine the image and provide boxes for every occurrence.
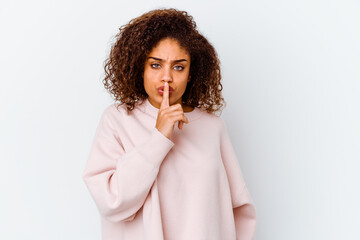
[188,75,191,82]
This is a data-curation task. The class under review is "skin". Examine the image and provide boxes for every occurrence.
[142,37,193,138]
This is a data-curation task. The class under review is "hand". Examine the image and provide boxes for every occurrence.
[155,82,189,139]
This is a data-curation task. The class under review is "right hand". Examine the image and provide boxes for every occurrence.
[155,82,189,139]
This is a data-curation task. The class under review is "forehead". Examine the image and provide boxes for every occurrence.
[148,38,190,59]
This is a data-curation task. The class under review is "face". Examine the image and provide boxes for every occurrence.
[143,37,191,109]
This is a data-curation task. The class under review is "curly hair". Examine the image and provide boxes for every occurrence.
[103,7,226,115]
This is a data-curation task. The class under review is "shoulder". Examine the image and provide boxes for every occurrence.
[94,103,140,139]
[99,102,149,127]
[98,103,129,126]
[102,102,138,117]
[196,108,226,131]
[101,103,122,118]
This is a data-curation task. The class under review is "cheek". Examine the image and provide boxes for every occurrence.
[143,69,157,81]
[143,75,157,91]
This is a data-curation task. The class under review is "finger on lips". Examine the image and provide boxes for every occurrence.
[161,82,169,109]
[161,82,185,130]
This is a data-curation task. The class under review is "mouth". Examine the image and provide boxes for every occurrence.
[158,86,174,91]
[158,89,173,95]
[157,86,174,95]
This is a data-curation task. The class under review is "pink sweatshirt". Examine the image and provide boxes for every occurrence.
[82,98,256,240]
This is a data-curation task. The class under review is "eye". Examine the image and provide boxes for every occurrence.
[151,63,160,69]
[174,65,184,71]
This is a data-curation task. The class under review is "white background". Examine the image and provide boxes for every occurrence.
[1,0,359,239]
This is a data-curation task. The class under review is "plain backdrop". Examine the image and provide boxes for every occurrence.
[1,0,359,239]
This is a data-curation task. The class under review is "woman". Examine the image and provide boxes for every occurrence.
[83,8,256,240]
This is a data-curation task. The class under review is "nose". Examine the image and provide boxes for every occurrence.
[161,66,173,84]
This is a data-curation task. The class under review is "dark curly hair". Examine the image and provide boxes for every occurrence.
[103,7,226,115]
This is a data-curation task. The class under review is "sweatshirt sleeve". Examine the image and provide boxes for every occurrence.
[219,118,257,240]
[82,106,175,223]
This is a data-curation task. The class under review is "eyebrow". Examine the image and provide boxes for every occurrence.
[147,57,188,63]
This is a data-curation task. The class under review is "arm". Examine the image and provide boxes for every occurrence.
[82,106,174,222]
[219,119,257,240]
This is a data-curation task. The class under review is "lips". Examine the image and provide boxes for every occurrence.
[157,86,174,92]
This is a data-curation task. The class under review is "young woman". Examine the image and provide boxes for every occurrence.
[83,8,256,240]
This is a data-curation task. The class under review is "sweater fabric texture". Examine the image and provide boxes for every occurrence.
[82,98,257,240]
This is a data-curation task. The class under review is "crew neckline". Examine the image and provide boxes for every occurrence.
[139,98,202,121]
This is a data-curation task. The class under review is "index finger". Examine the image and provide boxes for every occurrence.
[160,82,169,110]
